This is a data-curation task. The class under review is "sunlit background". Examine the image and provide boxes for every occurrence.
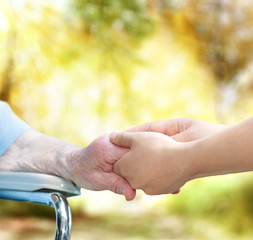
[1,0,253,239]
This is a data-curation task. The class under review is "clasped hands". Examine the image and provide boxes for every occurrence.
[110,118,225,200]
[2,115,250,201]
[70,118,225,201]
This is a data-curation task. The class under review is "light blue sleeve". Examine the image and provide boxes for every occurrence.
[0,101,32,156]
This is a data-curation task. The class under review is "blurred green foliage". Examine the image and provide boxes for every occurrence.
[155,174,253,237]
[73,0,155,41]
[70,0,156,123]
[0,200,55,218]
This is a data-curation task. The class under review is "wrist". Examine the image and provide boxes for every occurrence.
[186,140,207,180]
[0,128,84,183]
[179,141,199,181]
[187,118,253,180]
[61,144,84,183]
[164,141,197,182]
[187,136,224,180]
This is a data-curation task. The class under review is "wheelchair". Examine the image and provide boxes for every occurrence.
[0,171,81,240]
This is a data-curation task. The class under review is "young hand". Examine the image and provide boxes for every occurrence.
[110,131,193,195]
[110,118,225,195]
[128,118,226,142]
[110,117,253,197]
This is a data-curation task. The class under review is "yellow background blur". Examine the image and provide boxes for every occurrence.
[1,0,253,239]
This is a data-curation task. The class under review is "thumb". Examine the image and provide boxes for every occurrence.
[110,132,134,148]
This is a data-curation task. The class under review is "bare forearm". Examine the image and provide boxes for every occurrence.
[191,117,253,179]
[0,131,135,199]
[0,129,82,181]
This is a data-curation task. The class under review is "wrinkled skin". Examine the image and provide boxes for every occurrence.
[0,131,136,201]
[70,134,136,200]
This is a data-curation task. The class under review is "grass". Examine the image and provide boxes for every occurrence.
[0,212,248,240]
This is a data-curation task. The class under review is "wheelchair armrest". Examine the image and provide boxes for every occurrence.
[0,171,81,197]
[0,171,81,240]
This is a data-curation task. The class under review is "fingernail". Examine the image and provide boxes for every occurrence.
[110,132,118,140]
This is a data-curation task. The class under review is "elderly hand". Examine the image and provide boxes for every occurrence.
[0,130,136,201]
[70,134,136,201]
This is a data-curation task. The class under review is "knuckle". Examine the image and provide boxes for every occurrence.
[129,178,143,190]
[130,182,140,190]
[143,186,158,195]
[111,178,124,194]
[118,164,128,178]
[143,189,155,195]
[113,162,120,174]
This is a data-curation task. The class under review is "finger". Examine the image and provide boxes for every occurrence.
[172,130,194,142]
[113,150,131,177]
[107,138,130,165]
[127,119,180,136]
[109,174,136,201]
[172,132,190,142]
[113,160,121,176]
[110,132,135,148]
[125,184,136,201]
